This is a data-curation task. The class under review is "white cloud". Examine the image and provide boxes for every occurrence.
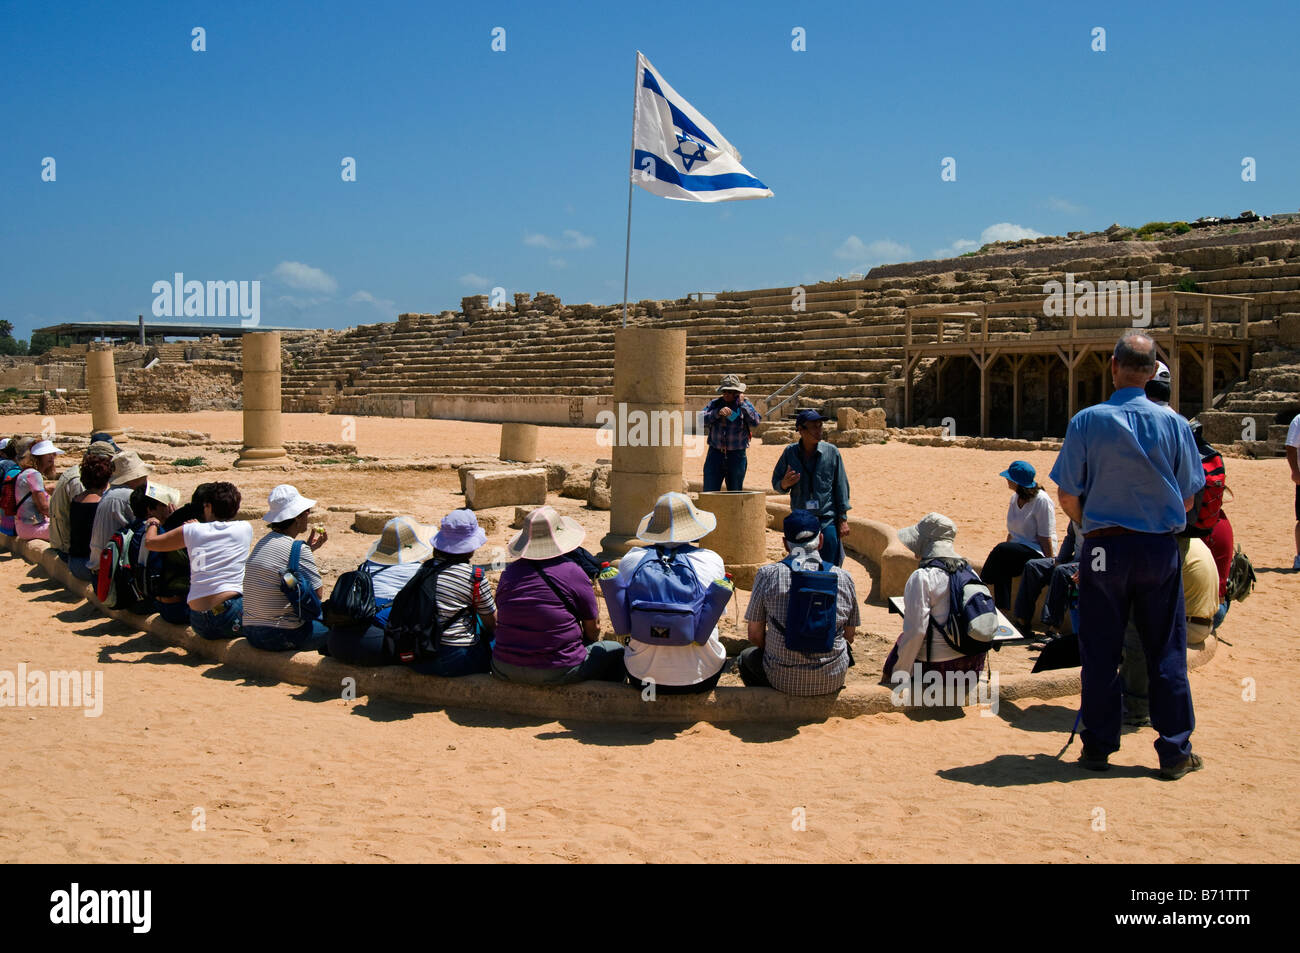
[458,273,490,287]
[524,229,595,251]
[548,257,567,269]
[272,261,338,294]
[1045,196,1084,215]
[980,222,1044,243]
[349,290,395,314]
[837,237,909,263]
[931,222,1045,260]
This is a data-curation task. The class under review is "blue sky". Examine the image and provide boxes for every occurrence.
[2,0,1296,341]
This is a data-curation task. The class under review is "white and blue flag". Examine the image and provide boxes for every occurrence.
[631,51,773,203]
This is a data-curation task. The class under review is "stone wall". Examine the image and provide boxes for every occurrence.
[117,360,243,412]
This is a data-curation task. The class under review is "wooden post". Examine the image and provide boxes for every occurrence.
[1169,342,1181,413]
[1011,354,1026,438]
[1203,297,1212,336]
[1203,343,1215,413]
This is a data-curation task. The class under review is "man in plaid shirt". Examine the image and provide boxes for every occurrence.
[701,374,761,491]
[739,511,858,695]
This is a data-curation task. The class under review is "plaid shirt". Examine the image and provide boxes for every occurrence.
[745,557,859,695]
[702,397,760,451]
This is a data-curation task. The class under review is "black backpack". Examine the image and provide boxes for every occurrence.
[384,559,486,664]
[323,563,397,635]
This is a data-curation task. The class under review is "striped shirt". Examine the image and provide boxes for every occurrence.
[423,560,496,646]
[745,556,859,695]
[242,532,324,630]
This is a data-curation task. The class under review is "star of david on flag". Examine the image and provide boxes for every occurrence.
[631,51,773,203]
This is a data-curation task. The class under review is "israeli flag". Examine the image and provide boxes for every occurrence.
[631,51,773,203]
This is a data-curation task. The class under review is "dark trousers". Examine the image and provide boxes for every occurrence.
[703,446,748,492]
[1078,534,1195,768]
[1013,557,1078,628]
[737,645,769,687]
[982,542,1041,611]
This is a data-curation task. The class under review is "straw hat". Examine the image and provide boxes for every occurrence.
[635,492,717,545]
[264,484,316,523]
[508,506,586,561]
[365,517,433,566]
[110,450,153,486]
[433,509,486,555]
[897,513,960,561]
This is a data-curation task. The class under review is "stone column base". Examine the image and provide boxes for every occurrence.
[234,447,291,468]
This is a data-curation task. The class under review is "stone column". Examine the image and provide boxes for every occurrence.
[85,347,124,440]
[601,327,687,554]
[235,332,291,468]
[697,490,767,589]
[499,422,539,463]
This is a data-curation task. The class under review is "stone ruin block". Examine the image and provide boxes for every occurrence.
[461,294,490,313]
[465,468,548,510]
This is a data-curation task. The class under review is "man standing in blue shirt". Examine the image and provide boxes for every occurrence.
[771,410,852,566]
[701,374,761,492]
[1049,330,1205,780]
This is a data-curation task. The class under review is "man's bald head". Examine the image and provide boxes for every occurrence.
[1112,330,1158,389]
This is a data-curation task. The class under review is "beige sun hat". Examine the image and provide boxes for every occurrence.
[897,513,960,561]
[110,450,154,486]
[366,517,433,566]
[717,374,747,393]
[508,506,586,561]
[635,492,717,545]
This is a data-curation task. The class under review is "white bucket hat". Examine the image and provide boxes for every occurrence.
[366,517,433,566]
[508,506,586,561]
[636,492,717,545]
[29,440,64,457]
[264,484,316,523]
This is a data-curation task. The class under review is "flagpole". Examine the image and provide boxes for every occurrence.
[622,51,639,328]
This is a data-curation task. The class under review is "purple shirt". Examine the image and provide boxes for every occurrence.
[492,557,598,669]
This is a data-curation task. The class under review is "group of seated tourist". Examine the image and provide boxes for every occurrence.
[0,422,1234,703]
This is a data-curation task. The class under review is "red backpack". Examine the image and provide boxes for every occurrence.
[1186,445,1226,537]
[0,467,19,518]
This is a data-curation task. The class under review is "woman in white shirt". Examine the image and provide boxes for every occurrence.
[981,460,1057,612]
[614,493,728,695]
[144,482,252,640]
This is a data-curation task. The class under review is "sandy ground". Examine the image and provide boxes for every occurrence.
[0,411,1297,862]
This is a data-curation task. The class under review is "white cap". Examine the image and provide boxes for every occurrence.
[29,440,64,456]
[1153,361,1171,383]
[264,484,316,524]
[0,438,10,451]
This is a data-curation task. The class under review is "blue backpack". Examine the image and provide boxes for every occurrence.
[280,539,323,623]
[772,554,840,653]
[922,558,999,656]
[624,546,731,646]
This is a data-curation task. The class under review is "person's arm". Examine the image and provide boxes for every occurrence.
[580,618,599,643]
[1288,446,1300,484]
[773,447,800,492]
[747,618,766,648]
[741,399,761,426]
[32,484,50,518]
[477,611,497,637]
[701,398,721,426]
[144,521,192,552]
[834,450,851,521]
[1058,491,1083,526]
[840,571,859,645]
[1037,536,1054,560]
[889,570,933,678]
[743,569,769,648]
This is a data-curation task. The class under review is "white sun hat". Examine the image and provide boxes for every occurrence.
[264,484,317,524]
[29,440,64,456]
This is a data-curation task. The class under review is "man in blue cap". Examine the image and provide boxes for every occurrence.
[740,509,858,694]
[770,409,852,566]
[1050,330,1205,780]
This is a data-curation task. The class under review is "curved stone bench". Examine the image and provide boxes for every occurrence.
[0,535,1216,725]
